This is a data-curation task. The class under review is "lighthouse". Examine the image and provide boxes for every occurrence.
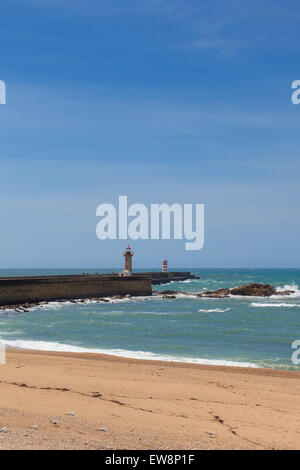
[119,245,134,277]
[124,245,133,272]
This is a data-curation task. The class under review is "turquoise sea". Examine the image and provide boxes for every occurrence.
[0,269,300,370]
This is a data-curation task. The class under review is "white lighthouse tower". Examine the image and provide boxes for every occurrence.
[119,245,134,277]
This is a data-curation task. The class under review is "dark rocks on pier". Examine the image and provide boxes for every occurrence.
[0,301,42,313]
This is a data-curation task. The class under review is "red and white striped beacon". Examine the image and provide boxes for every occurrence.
[162,260,168,272]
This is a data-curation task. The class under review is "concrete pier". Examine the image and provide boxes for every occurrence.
[136,271,199,285]
[0,274,151,307]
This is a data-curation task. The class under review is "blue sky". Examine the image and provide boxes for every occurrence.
[0,0,300,268]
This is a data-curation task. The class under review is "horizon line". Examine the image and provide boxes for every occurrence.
[0,267,300,270]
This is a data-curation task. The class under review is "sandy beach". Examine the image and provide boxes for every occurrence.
[0,348,299,450]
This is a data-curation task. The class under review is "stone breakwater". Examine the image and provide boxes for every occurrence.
[0,275,152,308]
[135,271,200,285]
[154,283,295,299]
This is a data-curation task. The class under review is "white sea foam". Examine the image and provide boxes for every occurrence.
[157,278,199,286]
[272,284,300,299]
[251,302,300,308]
[0,300,76,314]
[198,308,231,313]
[2,339,259,368]
[0,295,162,314]
[175,293,199,299]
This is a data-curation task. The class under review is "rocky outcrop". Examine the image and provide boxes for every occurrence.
[156,283,295,299]
[229,283,294,297]
[230,283,276,297]
[160,290,183,295]
[198,288,231,298]
[158,287,231,298]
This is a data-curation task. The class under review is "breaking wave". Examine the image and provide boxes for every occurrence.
[251,302,300,308]
[0,295,162,314]
[2,339,259,368]
[198,308,231,313]
[272,284,300,298]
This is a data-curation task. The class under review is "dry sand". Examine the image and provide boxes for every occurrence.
[0,348,299,450]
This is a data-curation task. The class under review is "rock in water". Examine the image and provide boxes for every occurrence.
[160,290,180,295]
[230,283,276,297]
[198,288,230,298]
[158,283,294,299]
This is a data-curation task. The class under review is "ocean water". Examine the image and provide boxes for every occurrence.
[0,268,300,371]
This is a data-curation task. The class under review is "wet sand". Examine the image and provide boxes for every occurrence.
[0,348,299,450]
